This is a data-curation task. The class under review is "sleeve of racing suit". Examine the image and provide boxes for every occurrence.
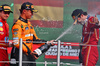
[89,17,100,28]
[0,27,8,46]
[12,24,29,53]
[0,23,9,46]
[32,28,47,45]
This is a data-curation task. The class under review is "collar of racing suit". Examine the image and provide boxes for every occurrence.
[19,16,28,23]
[82,15,90,25]
[0,18,6,23]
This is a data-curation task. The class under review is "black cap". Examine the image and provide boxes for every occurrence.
[71,9,84,25]
[0,4,13,13]
[20,2,38,13]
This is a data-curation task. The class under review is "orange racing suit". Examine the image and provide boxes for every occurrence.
[10,16,46,66]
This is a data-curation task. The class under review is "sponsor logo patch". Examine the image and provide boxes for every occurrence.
[4,37,9,43]
[4,6,11,10]
[13,35,18,37]
[25,27,29,30]
[13,37,19,40]
[0,22,3,26]
[0,32,4,35]
[31,5,34,8]
[0,27,3,31]
[14,32,18,35]
[13,29,18,31]
[30,26,33,29]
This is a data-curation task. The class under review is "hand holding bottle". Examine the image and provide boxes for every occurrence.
[30,52,38,60]
[33,40,56,57]
[47,40,57,46]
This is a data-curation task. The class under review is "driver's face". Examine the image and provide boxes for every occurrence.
[0,11,10,21]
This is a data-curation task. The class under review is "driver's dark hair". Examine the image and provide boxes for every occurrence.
[19,9,23,14]
[83,12,87,16]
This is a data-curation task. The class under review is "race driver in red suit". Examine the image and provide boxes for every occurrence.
[0,4,13,66]
[71,9,100,66]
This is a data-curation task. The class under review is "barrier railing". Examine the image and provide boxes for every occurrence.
[19,38,23,66]
[19,39,61,66]
[0,39,100,66]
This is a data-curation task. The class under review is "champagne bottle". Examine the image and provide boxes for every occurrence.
[34,43,52,57]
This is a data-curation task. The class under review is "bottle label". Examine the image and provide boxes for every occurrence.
[10,58,16,64]
[34,49,42,56]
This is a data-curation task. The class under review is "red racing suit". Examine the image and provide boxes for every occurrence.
[0,18,10,66]
[82,16,100,66]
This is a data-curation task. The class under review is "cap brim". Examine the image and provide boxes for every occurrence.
[73,19,77,25]
[10,10,13,13]
[10,11,13,13]
[32,10,38,13]
[73,16,78,25]
[4,10,13,13]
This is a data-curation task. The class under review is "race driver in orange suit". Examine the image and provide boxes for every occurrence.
[0,4,13,66]
[71,9,100,66]
[10,2,54,66]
